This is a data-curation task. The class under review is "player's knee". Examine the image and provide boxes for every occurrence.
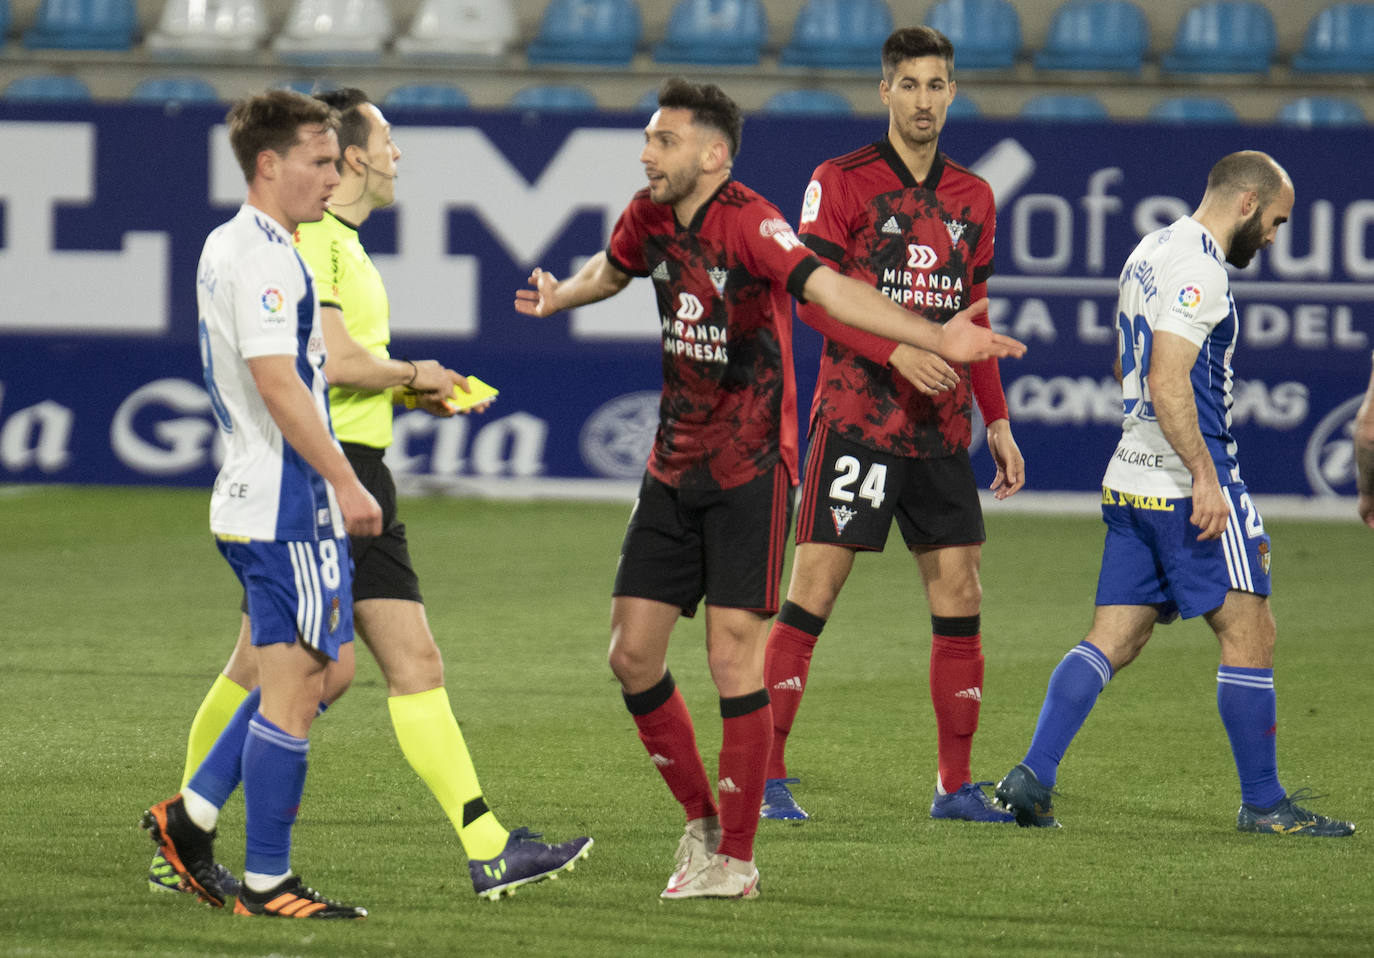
[608,640,657,689]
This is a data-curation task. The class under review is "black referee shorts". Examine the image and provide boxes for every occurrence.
[342,442,423,603]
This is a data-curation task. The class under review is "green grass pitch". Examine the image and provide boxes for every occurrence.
[1,486,1369,957]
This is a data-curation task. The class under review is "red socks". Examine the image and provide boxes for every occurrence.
[624,675,716,822]
[762,602,826,779]
[716,691,772,862]
[929,616,984,793]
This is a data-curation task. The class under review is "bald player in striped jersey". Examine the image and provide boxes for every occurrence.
[995,151,1354,838]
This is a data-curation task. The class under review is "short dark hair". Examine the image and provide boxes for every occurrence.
[1206,150,1289,207]
[314,87,373,154]
[657,76,743,160]
[226,89,340,182]
[881,26,955,82]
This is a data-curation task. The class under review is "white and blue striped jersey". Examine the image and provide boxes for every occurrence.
[1103,216,1241,498]
[197,204,344,542]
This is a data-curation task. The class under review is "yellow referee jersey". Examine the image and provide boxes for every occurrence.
[294,210,394,449]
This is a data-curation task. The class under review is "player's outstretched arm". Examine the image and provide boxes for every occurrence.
[1149,331,1226,541]
[248,354,382,537]
[514,252,631,318]
[1355,360,1374,529]
[801,268,1025,363]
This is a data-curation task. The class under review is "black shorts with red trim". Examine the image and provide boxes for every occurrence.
[613,466,793,617]
[795,427,984,551]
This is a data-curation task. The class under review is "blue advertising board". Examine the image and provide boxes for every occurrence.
[0,103,1369,498]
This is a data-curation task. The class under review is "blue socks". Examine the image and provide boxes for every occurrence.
[1022,641,1114,788]
[187,687,260,808]
[1217,666,1284,810]
[242,712,310,877]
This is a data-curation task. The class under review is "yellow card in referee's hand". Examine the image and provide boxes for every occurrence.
[447,376,499,412]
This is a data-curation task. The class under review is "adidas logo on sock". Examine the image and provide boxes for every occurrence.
[650,753,674,767]
[880,215,901,235]
[772,676,803,692]
[955,687,982,701]
[717,777,742,794]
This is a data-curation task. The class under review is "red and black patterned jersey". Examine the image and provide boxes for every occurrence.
[606,179,822,491]
[798,141,998,458]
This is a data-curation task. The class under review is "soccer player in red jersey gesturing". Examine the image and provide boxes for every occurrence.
[759,27,1025,826]
[515,77,1023,900]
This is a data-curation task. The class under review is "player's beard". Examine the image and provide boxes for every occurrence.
[649,161,701,207]
[1226,208,1267,268]
[895,111,941,150]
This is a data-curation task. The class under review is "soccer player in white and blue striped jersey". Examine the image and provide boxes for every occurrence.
[995,151,1354,837]
[142,90,386,918]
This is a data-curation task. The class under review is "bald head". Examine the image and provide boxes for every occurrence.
[1204,150,1291,210]
[1194,150,1294,269]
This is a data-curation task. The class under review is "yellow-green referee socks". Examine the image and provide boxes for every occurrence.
[180,674,250,789]
[388,687,509,860]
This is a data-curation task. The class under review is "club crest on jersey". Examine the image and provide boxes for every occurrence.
[328,596,341,633]
[801,180,822,225]
[830,504,858,536]
[707,267,729,296]
[944,218,967,245]
[651,261,670,281]
[1258,540,1271,575]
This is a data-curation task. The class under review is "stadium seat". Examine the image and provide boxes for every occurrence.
[394,0,515,57]
[780,0,893,70]
[272,0,392,61]
[146,0,267,54]
[23,0,137,49]
[1034,0,1148,72]
[1161,0,1276,73]
[924,0,1021,69]
[129,76,220,103]
[1148,95,1239,123]
[509,84,598,111]
[1292,3,1374,73]
[760,88,852,115]
[525,0,641,66]
[1276,95,1366,127]
[653,0,767,65]
[1018,93,1109,121]
[2,74,93,100]
[383,82,471,108]
[276,77,327,95]
[946,94,980,118]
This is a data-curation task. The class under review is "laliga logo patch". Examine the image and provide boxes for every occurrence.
[800,180,822,225]
[830,504,857,535]
[259,285,288,328]
[1176,285,1203,309]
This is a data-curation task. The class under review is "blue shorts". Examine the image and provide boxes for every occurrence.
[1094,483,1272,621]
[217,536,355,660]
